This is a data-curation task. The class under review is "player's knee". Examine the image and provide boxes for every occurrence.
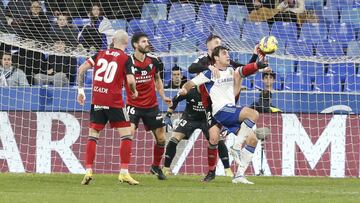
[89,128,100,138]
[241,107,259,122]
[246,133,258,147]
[173,133,184,141]
[156,136,166,146]
[209,136,219,145]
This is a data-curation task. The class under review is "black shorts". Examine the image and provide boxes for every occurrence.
[90,104,130,131]
[174,118,210,140]
[206,110,218,128]
[126,105,165,131]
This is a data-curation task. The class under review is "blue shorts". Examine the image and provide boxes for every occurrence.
[213,104,244,134]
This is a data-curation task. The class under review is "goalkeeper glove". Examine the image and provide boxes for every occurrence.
[164,112,173,128]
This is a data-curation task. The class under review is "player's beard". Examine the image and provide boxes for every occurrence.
[139,45,150,54]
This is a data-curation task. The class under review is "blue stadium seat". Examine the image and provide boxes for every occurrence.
[168,3,196,25]
[323,6,340,25]
[241,78,253,90]
[286,40,313,56]
[150,35,169,52]
[305,0,324,10]
[355,0,360,8]
[347,40,360,56]
[77,57,86,67]
[183,21,210,44]
[276,40,286,55]
[298,61,324,79]
[268,57,294,79]
[340,7,360,29]
[226,5,248,28]
[156,20,183,43]
[110,19,126,30]
[128,19,155,37]
[225,38,257,52]
[213,21,241,39]
[85,69,93,86]
[270,22,297,43]
[237,53,254,64]
[328,23,355,46]
[72,18,90,29]
[242,22,270,42]
[316,40,344,56]
[175,54,198,70]
[170,37,197,53]
[345,75,360,92]
[326,0,354,11]
[141,3,167,24]
[160,56,176,71]
[299,23,327,44]
[314,75,342,92]
[198,4,225,27]
[329,63,356,81]
[284,74,310,91]
[126,36,134,53]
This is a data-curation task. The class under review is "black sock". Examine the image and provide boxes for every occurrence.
[164,137,179,168]
[218,140,230,169]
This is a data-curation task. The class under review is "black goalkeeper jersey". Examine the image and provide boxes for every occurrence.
[170,87,206,121]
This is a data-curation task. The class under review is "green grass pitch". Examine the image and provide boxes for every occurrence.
[0,173,359,203]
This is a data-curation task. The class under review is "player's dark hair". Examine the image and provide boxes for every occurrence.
[211,45,228,63]
[1,51,12,58]
[172,65,181,71]
[131,32,148,49]
[262,71,276,79]
[206,34,221,44]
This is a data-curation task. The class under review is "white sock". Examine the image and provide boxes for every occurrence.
[233,119,255,150]
[120,169,129,174]
[236,145,255,177]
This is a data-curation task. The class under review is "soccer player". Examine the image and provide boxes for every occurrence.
[125,32,172,180]
[187,35,264,181]
[180,46,269,184]
[162,86,233,178]
[77,30,139,185]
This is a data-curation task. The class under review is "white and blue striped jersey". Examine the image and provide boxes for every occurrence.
[191,67,235,115]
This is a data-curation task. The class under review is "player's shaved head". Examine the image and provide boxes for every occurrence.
[113,30,129,45]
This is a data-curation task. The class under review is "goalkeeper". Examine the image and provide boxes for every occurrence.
[187,35,265,182]
[162,86,233,178]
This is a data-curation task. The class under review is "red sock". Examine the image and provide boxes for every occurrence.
[85,138,97,169]
[208,147,218,171]
[153,143,165,167]
[120,138,132,169]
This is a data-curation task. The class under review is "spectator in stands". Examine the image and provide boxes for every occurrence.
[248,0,276,11]
[45,0,74,17]
[5,0,33,19]
[51,14,78,46]
[251,71,281,113]
[165,65,187,89]
[34,40,76,86]
[274,0,305,23]
[18,0,52,42]
[77,3,115,50]
[0,52,29,87]
[0,1,7,33]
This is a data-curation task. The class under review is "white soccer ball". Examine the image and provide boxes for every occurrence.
[259,36,278,54]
